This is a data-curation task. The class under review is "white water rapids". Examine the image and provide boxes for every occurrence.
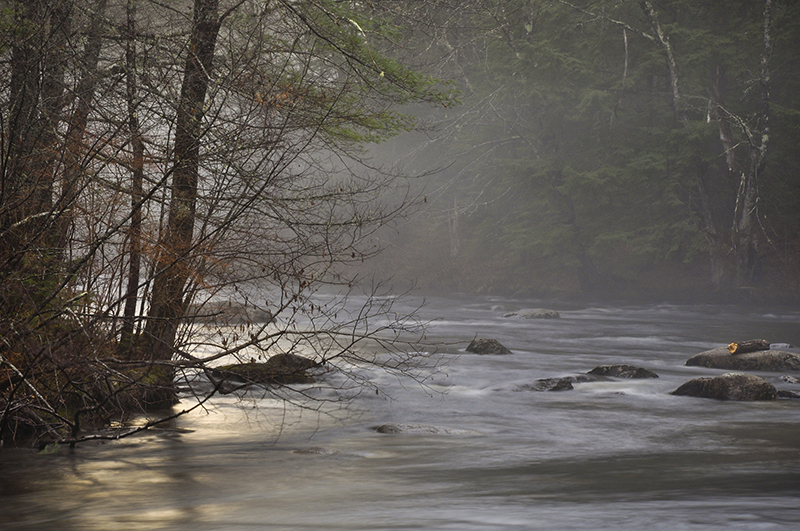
[2,294,799,530]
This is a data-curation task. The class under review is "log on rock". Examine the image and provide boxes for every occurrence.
[727,339,770,355]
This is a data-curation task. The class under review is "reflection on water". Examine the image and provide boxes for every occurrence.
[2,296,800,530]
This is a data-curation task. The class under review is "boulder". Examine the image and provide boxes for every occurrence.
[685,347,800,372]
[671,372,777,401]
[517,375,594,392]
[503,308,560,319]
[211,353,317,387]
[263,352,317,373]
[587,364,659,379]
[466,338,511,355]
[777,390,800,399]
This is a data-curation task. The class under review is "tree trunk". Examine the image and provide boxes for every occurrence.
[57,0,108,252]
[121,0,145,351]
[34,1,72,219]
[1,1,71,308]
[4,1,44,235]
[144,0,221,362]
[694,163,728,289]
[640,1,685,122]
[450,195,460,258]
[731,0,772,288]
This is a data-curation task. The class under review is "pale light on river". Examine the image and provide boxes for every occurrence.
[2,294,799,530]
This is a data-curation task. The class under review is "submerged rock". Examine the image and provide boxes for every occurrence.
[211,353,318,387]
[503,308,560,319]
[374,423,481,435]
[524,377,574,392]
[466,338,511,355]
[686,347,800,372]
[671,372,777,401]
[587,364,659,379]
[293,446,338,455]
[517,375,594,392]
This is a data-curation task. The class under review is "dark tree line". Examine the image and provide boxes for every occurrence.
[372,0,800,302]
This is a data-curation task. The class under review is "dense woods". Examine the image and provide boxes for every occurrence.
[372,0,800,303]
[0,0,450,446]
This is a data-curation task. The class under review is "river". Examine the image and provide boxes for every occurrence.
[1,294,799,530]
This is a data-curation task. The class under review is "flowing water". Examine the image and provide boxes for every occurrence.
[2,294,799,530]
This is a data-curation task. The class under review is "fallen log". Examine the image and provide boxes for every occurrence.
[727,339,770,355]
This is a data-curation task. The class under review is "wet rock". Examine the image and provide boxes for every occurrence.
[466,338,511,355]
[293,446,338,455]
[264,352,317,373]
[526,377,574,391]
[211,353,318,387]
[671,373,777,401]
[777,390,800,399]
[374,424,481,435]
[517,375,594,392]
[686,347,800,372]
[503,308,560,319]
[781,375,799,384]
[587,364,659,379]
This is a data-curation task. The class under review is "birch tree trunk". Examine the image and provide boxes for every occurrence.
[640,1,684,122]
[643,0,772,290]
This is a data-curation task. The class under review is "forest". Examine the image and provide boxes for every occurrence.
[1,0,798,447]
[370,0,800,304]
[0,0,451,446]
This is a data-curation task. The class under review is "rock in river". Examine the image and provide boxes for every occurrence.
[517,375,595,392]
[671,372,777,401]
[686,347,800,372]
[211,353,318,387]
[503,308,560,319]
[587,364,659,379]
[293,446,338,455]
[374,424,481,435]
[466,338,511,355]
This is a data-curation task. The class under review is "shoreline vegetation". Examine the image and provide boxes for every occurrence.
[0,0,450,449]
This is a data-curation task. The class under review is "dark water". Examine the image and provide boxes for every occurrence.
[2,295,799,530]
